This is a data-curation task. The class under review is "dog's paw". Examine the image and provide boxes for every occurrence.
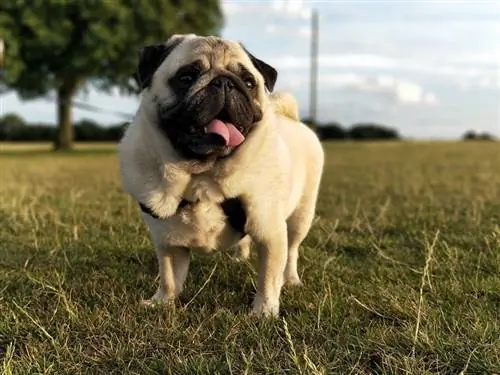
[233,237,251,262]
[250,297,280,317]
[140,291,174,308]
[232,252,250,263]
[140,299,160,308]
[147,194,181,219]
[285,276,303,287]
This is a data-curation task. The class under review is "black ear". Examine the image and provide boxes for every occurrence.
[137,39,182,90]
[240,43,278,92]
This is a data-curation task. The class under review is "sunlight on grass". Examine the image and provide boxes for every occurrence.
[0,142,117,152]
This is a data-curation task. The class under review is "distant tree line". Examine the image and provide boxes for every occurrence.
[461,130,496,141]
[305,119,496,142]
[1,113,402,142]
[0,113,126,142]
[0,113,496,143]
[303,119,401,141]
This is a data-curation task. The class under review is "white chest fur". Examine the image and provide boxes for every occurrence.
[144,173,241,254]
[183,174,226,204]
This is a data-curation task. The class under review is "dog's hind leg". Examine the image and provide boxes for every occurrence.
[141,246,191,306]
[234,235,252,261]
[285,188,320,286]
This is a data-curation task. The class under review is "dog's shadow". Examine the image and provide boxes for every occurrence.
[183,254,257,312]
[129,250,256,314]
[124,248,306,317]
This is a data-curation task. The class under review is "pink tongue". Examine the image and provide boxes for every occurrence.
[206,119,245,147]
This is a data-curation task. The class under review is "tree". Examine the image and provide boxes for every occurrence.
[477,132,495,141]
[0,113,26,140]
[348,123,400,140]
[462,130,496,141]
[0,0,223,150]
[317,122,346,140]
[74,119,103,141]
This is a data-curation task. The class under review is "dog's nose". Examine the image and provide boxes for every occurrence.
[211,76,235,90]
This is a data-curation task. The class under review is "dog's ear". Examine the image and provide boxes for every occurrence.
[239,43,278,92]
[137,36,185,90]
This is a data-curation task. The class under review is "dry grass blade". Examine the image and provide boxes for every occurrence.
[411,229,440,357]
[183,263,218,309]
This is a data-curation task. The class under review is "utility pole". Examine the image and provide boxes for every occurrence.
[0,37,4,81]
[309,9,319,127]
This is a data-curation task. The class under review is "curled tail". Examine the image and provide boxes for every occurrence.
[270,91,300,121]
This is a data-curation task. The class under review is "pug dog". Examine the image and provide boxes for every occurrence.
[118,34,324,316]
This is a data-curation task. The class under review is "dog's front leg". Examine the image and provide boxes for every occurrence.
[250,221,288,317]
[144,168,191,219]
[141,246,190,306]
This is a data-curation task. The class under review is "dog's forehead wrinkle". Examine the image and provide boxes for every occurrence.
[194,39,238,69]
[181,37,253,75]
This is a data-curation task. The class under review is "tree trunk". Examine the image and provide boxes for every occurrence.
[54,82,78,151]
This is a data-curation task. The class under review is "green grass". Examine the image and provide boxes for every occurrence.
[1,141,499,374]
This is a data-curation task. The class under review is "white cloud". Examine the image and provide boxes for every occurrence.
[223,0,311,19]
[298,26,310,37]
[277,72,439,106]
[222,2,241,16]
[271,0,311,19]
[267,52,499,92]
[393,81,423,104]
[222,1,268,15]
[264,23,311,38]
[423,92,440,106]
[394,81,436,105]
[450,52,500,66]
[324,73,366,87]
[270,53,399,70]
[269,53,499,74]
[356,76,439,106]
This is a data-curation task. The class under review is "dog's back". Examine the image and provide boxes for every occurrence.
[269,91,324,219]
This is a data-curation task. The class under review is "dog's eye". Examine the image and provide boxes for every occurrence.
[176,68,201,86]
[179,73,196,84]
[244,78,256,89]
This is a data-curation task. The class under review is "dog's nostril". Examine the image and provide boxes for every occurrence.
[212,77,234,89]
[212,77,223,88]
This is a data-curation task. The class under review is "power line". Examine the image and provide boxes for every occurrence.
[43,93,136,121]
[71,99,135,121]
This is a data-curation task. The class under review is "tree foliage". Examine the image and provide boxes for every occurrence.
[348,123,400,140]
[462,130,496,141]
[0,0,223,149]
[0,113,127,142]
[316,122,346,140]
[315,122,400,141]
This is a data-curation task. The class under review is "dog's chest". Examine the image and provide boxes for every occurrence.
[181,174,247,239]
[183,175,226,204]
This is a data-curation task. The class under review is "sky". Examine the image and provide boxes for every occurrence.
[1,0,499,139]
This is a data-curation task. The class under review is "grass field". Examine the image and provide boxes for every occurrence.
[0,141,499,374]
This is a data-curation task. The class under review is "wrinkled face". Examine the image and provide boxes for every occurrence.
[137,34,278,159]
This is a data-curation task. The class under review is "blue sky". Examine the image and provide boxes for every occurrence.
[1,0,499,139]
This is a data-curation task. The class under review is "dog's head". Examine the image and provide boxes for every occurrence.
[137,34,278,159]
